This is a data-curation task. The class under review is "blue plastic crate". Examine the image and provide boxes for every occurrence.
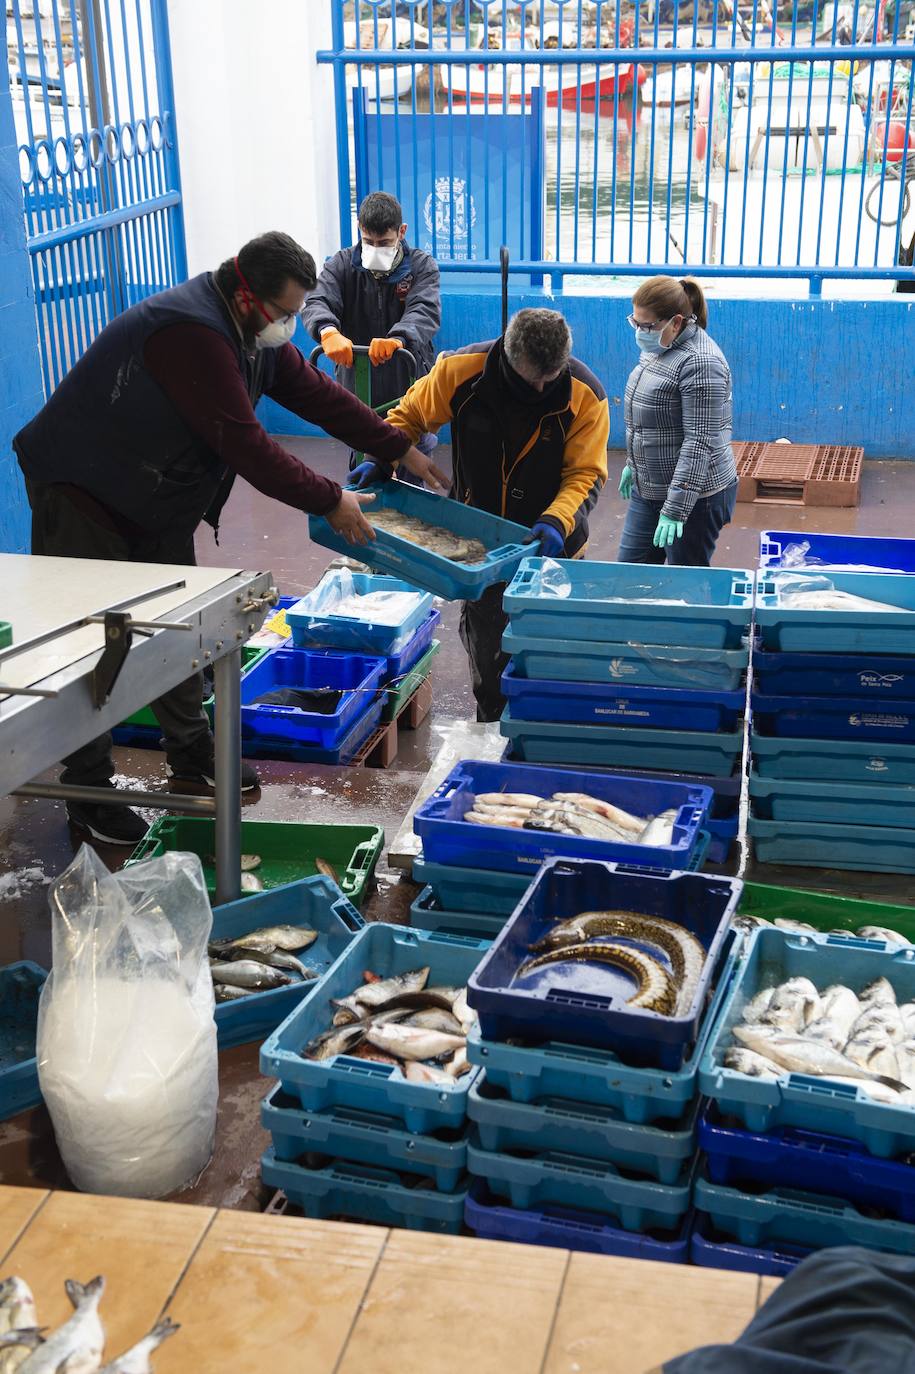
[468,1076,698,1184]
[242,693,384,765]
[286,572,435,656]
[750,730,915,785]
[262,1085,467,1192]
[240,647,386,750]
[749,772,915,828]
[467,1134,695,1229]
[699,927,915,1156]
[504,560,755,649]
[409,887,506,941]
[465,1180,691,1259]
[260,923,489,1133]
[700,1101,915,1222]
[751,691,915,743]
[382,608,441,682]
[468,858,741,1067]
[261,1148,468,1233]
[411,858,530,917]
[211,877,364,1050]
[502,627,749,692]
[694,1171,915,1254]
[749,814,915,874]
[308,483,531,602]
[689,1214,811,1276]
[502,664,745,733]
[751,646,915,701]
[0,963,47,1120]
[754,571,915,653]
[501,712,745,778]
[414,760,713,876]
[759,530,915,574]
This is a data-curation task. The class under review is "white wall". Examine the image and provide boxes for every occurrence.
[166,0,341,275]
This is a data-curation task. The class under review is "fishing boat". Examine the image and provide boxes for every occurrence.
[343,17,431,104]
[726,59,867,170]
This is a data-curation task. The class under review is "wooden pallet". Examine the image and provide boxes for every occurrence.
[350,674,433,769]
[734,441,862,507]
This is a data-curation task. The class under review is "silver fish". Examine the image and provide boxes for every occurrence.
[302,1023,366,1061]
[444,1046,471,1078]
[451,988,475,1033]
[352,967,431,1009]
[773,918,818,934]
[900,1003,915,1036]
[475,793,542,809]
[856,926,913,948]
[213,983,251,1003]
[240,854,262,872]
[804,986,861,1050]
[723,1047,784,1079]
[761,978,822,1032]
[365,1023,466,1062]
[367,509,486,564]
[404,1061,454,1086]
[217,946,316,980]
[895,1041,915,1090]
[850,1002,905,1044]
[733,1024,905,1088]
[860,977,897,1007]
[844,1033,901,1081]
[551,793,645,835]
[0,1331,44,1374]
[17,1277,105,1374]
[638,810,678,848]
[741,987,775,1023]
[241,873,265,893]
[831,1076,906,1105]
[0,1282,37,1339]
[99,1319,180,1374]
[402,1009,464,1035]
[465,811,526,829]
[780,588,906,613]
[208,960,292,991]
[732,915,773,931]
[209,926,318,954]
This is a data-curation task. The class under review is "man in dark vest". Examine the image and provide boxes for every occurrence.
[14,230,447,848]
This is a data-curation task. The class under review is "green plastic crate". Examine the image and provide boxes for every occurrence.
[125,815,384,908]
[0,622,10,650]
[381,640,439,723]
[738,881,915,944]
[121,646,270,730]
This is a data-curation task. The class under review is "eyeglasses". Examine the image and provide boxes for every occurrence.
[262,298,307,326]
[627,313,673,332]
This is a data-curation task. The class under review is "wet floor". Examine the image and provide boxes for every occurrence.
[1,435,913,1207]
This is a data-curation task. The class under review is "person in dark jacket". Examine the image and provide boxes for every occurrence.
[14,230,447,848]
[302,190,441,480]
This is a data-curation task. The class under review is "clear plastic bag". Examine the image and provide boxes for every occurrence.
[530,558,573,598]
[37,845,218,1199]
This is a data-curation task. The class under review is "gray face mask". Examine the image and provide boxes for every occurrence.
[255,315,297,350]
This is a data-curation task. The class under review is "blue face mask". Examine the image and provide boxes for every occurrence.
[635,327,667,355]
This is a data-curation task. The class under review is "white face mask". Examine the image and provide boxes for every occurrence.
[362,242,398,273]
[255,315,297,350]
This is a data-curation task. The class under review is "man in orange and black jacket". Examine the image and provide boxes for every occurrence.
[355,308,610,721]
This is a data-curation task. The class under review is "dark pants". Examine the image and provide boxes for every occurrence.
[26,479,210,787]
[617,480,738,567]
[459,582,509,724]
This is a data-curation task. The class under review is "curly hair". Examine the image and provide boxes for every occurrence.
[504,308,572,375]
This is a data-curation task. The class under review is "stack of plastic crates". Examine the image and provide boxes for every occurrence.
[698,915,915,1276]
[462,858,742,1258]
[750,532,915,873]
[259,923,490,1233]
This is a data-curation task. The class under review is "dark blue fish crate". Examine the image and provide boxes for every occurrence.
[414,760,713,876]
[467,858,741,1067]
[0,963,47,1120]
[689,1214,811,1277]
[242,694,384,765]
[465,1180,691,1260]
[261,1149,468,1233]
[751,690,915,743]
[285,571,434,655]
[240,647,386,751]
[751,646,915,700]
[501,664,745,733]
[758,529,915,575]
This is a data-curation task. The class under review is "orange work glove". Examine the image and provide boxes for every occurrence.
[321,328,354,367]
[368,336,404,365]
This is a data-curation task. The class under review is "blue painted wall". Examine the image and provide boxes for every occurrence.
[261,287,914,459]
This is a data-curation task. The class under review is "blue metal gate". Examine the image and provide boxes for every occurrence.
[7,0,185,395]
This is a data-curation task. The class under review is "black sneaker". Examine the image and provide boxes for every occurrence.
[166,749,260,795]
[67,799,149,847]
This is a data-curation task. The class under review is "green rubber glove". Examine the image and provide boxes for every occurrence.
[653,515,684,549]
[618,465,633,499]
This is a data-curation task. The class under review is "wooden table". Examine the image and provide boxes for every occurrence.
[0,1186,777,1373]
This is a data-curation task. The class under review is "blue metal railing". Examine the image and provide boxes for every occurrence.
[323,0,915,293]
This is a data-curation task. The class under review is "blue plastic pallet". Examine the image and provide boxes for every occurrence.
[308,483,531,602]
[260,923,489,1133]
[750,730,915,785]
[751,646,915,701]
[694,1172,915,1254]
[749,814,915,874]
[700,1102,915,1222]
[468,1134,695,1230]
[286,571,434,655]
[502,626,749,692]
[468,858,740,1066]
[751,690,915,743]
[262,1148,468,1233]
[468,1076,698,1184]
[240,647,386,750]
[700,927,915,1156]
[749,772,915,829]
[689,1214,811,1277]
[465,1180,691,1260]
[411,858,530,917]
[409,887,506,941]
[754,571,915,653]
[504,560,755,649]
[414,760,712,876]
[262,1085,467,1192]
[242,693,384,765]
[759,529,915,574]
[501,712,745,778]
[502,664,745,733]
[0,963,47,1120]
[211,877,364,1050]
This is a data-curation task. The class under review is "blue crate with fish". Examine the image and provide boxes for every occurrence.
[501,664,745,733]
[241,693,384,765]
[699,927,915,1157]
[693,1170,915,1255]
[754,571,915,654]
[308,482,531,601]
[751,646,915,700]
[503,559,755,649]
[209,877,364,1050]
[467,858,741,1067]
[465,1180,691,1260]
[262,1085,467,1192]
[260,923,488,1134]
[261,1149,468,1233]
[409,887,506,942]
[468,1076,698,1184]
[414,760,713,876]
[758,530,915,575]
[750,731,915,786]
[411,857,529,917]
[501,712,745,778]
[699,1101,915,1222]
[0,963,47,1120]
[749,773,915,829]
[239,647,386,751]
[467,1134,695,1229]
[502,626,750,692]
[748,815,915,874]
[689,1214,812,1277]
[285,570,435,657]
[751,691,915,744]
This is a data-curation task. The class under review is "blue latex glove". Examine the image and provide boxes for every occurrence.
[653,515,685,549]
[618,464,633,499]
[350,461,391,490]
[526,521,566,559]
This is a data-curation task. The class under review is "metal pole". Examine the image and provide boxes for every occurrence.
[79,0,126,313]
[213,647,242,906]
[14,782,215,813]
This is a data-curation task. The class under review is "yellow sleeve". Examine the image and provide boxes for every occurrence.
[542,384,610,536]
[383,358,459,442]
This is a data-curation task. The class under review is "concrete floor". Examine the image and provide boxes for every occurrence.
[1,436,914,1209]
